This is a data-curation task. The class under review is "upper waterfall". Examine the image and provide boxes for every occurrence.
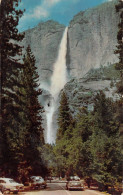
[45,27,68,144]
[50,27,68,99]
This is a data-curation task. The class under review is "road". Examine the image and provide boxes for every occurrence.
[19,182,104,195]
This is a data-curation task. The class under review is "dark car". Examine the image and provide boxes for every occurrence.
[30,176,47,190]
[66,180,84,191]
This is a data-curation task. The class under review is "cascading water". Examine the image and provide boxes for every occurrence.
[45,27,68,144]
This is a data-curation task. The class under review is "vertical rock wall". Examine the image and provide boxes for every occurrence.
[22,20,65,85]
[67,0,119,79]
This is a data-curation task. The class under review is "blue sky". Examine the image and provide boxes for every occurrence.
[18,0,112,32]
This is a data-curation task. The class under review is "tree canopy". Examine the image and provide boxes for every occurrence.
[0,0,25,177]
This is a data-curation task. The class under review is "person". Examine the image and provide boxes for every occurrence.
[86,177,91,188]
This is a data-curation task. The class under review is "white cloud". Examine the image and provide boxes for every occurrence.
[43,0,62,7]
[18,0,63,30]
[20,0,81,22]
[21,0,62,21]
[32,5,49,18]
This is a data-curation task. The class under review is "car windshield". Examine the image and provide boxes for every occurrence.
[37,179,44,181]
[9,179,16,183]
[74,176,80,179]
[31,176,43,180]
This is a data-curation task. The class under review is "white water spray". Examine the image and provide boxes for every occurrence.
[45,27,68,144]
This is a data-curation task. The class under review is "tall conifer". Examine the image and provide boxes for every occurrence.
[22,46,45,176]
[115,0,123,95]
[0,0,25,176]
[57,91,72,140]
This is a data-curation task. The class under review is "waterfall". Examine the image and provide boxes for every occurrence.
[45,27,68,144]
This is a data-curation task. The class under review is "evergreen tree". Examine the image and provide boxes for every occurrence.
[54,91,73,177]
[70,109,93,177]
[93,91,118,136]
[115,0,123,165]
[57,91,72,140]
[41,144,57,177]
[21,45,46,177]
[23,46,44,142]
[90,92,122,190]
[115,0,123,95]
[0,0,25,177]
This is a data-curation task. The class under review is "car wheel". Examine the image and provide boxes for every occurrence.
[38,186,41,190]
[13,191,18,194]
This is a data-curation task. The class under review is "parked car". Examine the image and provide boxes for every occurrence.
[90,181,99,190]
[0,178,24,194]
[30,176,47,190]
[66,180,84,191]
[73,176,80,181]
[47,176,53,181]
[69,176,80,181]
[69,176,74,181]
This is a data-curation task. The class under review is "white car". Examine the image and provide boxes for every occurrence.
[30,176,47,189]
[69,176,80,181]
[0,178,24,194]
[66,180,84,191]
[73,176,80,181]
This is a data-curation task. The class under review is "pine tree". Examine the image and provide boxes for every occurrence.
[0,0,25,176]
[93,91,117,136]
[90,91,122,190]
[21,45,46,177]
[115,0,123,95]
[57,91,72,140]
[23,46,44,140]
[114,3,123,184]
[54,91,73,177]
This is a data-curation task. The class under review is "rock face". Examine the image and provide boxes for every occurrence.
[22,20,65,84]
[63,76,119,117]
[67,0,119,78]
[21,1,119,83]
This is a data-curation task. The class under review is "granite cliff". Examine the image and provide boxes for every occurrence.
[67,0,119,78]
[21,20,65,85]
[21,0,119,83]
[63,64,120,116]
